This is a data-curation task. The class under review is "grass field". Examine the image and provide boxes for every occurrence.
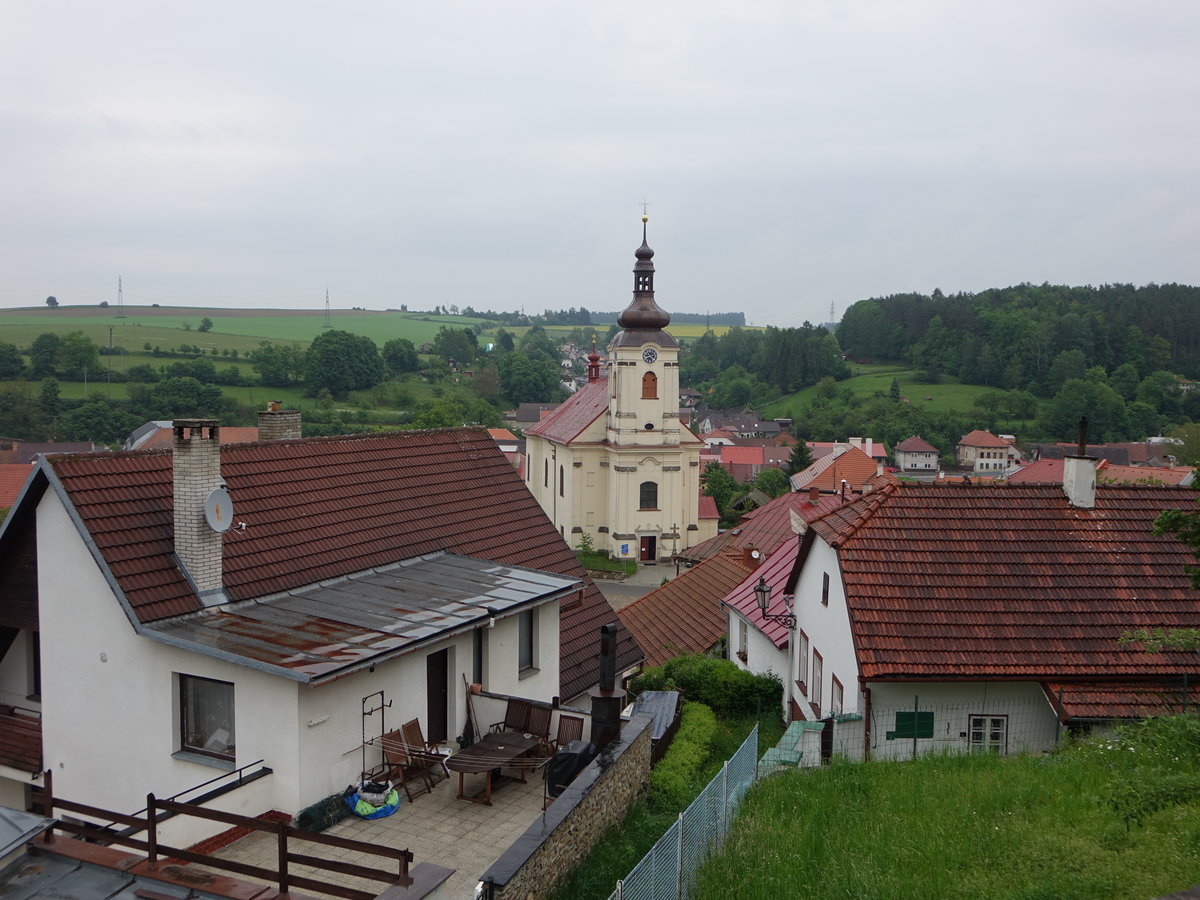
[691,718,1200,900]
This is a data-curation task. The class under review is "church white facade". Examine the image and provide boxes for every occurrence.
[524,218,716,562]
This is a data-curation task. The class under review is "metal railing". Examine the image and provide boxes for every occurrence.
[39,769,413,900]
[607,724,759,900]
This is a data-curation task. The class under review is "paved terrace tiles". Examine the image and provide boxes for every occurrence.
[206,769,548,900]
[39,428,640,701]
[809,482,1200,681]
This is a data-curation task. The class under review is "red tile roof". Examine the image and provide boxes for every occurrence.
[698,494,719,520]
[524,379,608,443]
[137,426,259,451]
[1008,459,1195,487]
[0,464,32,511]
[718,446,765,466]
[1044,681,1198,721]
[958,429,1011,448]
[34,428,638,700]
[619,552,753,667]
[723,537,800,649]
[808,481,1200,681]
[682,491,851,563]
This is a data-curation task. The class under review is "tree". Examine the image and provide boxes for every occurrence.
[431,327,478,366]
[61,400,141,443]
[30,333,62,379]
[498,353,558,405]
[784,440,813,476]
[57,331,101,380]
[754,467,790,498]
[305,330,384,397]
[40,379,61,423]
[701,462,739,521]
[250,341,306,387]
[382,338,420,376]
[148,376,223,418]
[198,317,214,333]
[0,341,24,379]
[45,296,58,309]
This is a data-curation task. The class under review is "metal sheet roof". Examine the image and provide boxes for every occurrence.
[145,552,580,683]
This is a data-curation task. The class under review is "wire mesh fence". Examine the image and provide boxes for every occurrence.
[606,724,758,900]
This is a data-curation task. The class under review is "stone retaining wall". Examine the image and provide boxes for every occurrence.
[480,713,653,900]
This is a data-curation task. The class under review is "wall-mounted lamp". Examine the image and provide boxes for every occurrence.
[754,576,796,628]
[486,606,498,629]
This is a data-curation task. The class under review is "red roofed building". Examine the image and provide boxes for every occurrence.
[524,218,715,563]
[681,489,853,565]
[0,464,32,514]
[956,429,1020,473]
[734,456,1200,763]
[893,435,939,472]
[0,422,639,824]
[789,446,891,494]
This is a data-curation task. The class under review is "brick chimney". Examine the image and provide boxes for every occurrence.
[742,546,763,568]
[173,419,227,604]
[809,486,820,504]
[1063,417,1096,509]
[257,401,302,441]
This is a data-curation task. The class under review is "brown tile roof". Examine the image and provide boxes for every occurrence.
[698,494,719,520]
[790,447,887,493]
[1011,459,1195,487]
[36,428,638,700]
[895,435,938,453]
[618,552,753,667]
[957,429,1010,448]
[1044,681,1198,721]
[682,491,851,563]
[524,379,608,443]
[0,705,41,773]
[808,481,1200,681]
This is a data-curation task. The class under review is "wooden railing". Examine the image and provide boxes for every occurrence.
[40,770,413,900]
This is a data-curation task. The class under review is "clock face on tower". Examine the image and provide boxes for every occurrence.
[642,347,658,364]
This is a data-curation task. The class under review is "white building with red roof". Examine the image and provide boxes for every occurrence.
[956,429,1020,473]
[524,217,715,563]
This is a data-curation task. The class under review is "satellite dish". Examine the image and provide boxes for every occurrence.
[204,487,233,534]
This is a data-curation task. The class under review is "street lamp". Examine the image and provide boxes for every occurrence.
[754,576,795,628]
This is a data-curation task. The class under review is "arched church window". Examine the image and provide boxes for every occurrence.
[639,481,658,510]
[642,371,658,399]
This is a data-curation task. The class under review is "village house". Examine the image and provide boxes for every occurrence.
[893,435,940,472]
[956,429,1021,473]
[0,412,640,840]
[726,450,1200,765]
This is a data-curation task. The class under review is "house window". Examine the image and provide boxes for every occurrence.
[518,609,537,674]
[472,629,485,687]
[811,650,823,711]
[639,481,658,510]
[737,618,748,663]
[543,458,548,487]
[821,572,830,606]
[889,710,934,740]
[797,631,809,695]
[179,674,235,761]
[969,715,1008,754]
[642,371,658,399]
[559,465,564,497]
[831,676,843,715]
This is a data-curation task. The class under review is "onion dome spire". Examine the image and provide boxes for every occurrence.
[617,214,671,330]
[587,338,602,382]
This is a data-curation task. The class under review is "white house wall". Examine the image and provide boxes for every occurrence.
[38,490,292,842]
[38,489,562,838]
[866,681,1060,761]
[790,539,858,720]
[728,610,789,718]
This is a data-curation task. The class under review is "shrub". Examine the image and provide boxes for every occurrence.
[630,654,782,717]
[649,702,718,811]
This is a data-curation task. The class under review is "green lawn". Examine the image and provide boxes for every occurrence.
[692,719,1200,900]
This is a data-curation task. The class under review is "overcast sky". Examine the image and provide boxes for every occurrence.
[2,2,1198,326]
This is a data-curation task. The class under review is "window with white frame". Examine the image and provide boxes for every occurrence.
[179,674,235,761]
[831,676,843,715]
[968,715,1008,754]
[519,609,537,673]
[797,631,810,695]
[737,617,748,662]
[811,650,823,711]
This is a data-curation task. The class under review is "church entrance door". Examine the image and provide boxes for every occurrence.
[639,535,656,562]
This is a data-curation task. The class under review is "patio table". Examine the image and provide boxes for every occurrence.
[446,732,538,805]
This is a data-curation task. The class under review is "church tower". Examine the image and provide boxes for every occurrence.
[523,215,712,564]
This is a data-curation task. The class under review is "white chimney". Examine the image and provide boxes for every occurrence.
[173,419,227,604]
[1062,417,1096,509]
